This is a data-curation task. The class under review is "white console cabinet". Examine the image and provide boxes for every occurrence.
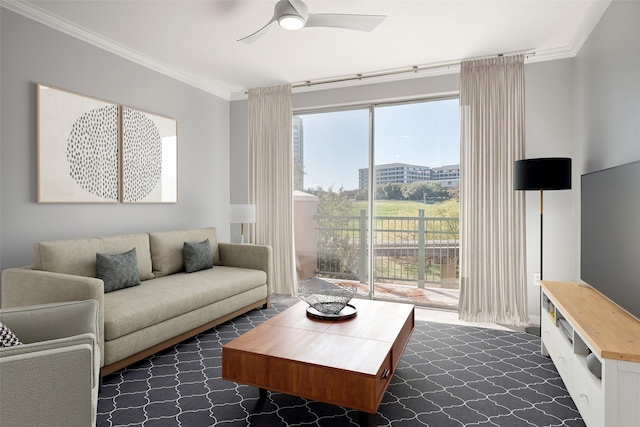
[540,281,640,427]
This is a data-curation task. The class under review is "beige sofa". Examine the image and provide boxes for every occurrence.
[1,227,273,376]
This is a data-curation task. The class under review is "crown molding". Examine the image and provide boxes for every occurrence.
[3,0,611,103]
[525,0,611,63]
[567,0,612,57]
[1,0,232,100]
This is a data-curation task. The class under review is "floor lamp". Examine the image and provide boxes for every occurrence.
[230,204,256,244]
[514,157,571,336]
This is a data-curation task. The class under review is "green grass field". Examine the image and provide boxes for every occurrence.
[349,200,444,217]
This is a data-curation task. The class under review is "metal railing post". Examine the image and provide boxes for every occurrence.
[418,209,425,289]
[359,209,367,284]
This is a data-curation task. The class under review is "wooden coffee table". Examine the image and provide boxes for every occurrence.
[222,299,414,424]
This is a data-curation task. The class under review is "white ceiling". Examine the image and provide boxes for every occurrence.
[5,0,610,100]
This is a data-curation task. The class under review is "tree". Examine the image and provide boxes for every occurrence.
[400,181,451,202]
[306,186,353,216]
[375,183,404,200]
[429,199,460,240]
[423,182,449,202]
[402,182,429,201]
[306,186,359,279]
[293,162,305,191]
[339,188,366,202]
[353,188,368,201]
[432,198,459,218]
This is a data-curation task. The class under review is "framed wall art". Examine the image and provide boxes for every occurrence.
[37,84,120,203]
[121,107,177,203]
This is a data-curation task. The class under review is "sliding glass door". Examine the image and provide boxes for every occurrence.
[293,98,460,309]
[372,100,460,308]
[292,108,371,297]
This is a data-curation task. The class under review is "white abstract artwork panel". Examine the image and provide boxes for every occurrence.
[122,107,177,203]
[38,84,119,203]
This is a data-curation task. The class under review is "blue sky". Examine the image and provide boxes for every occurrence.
[297,98,460,190]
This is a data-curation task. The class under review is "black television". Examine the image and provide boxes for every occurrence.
[581,160,640,321]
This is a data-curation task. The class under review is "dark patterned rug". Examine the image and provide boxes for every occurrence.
[97,304,585,427]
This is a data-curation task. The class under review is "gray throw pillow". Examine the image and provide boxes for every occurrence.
[0,322,22,347]
[96,248,141,293]
[184,239,214,273]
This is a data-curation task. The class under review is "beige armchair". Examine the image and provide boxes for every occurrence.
[0,300,100,427]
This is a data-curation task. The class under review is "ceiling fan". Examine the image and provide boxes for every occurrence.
[238,0,386,44]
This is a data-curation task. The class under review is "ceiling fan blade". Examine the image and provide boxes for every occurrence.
[305,13,386,32]
[238,17,277,44]
[288,0,308,18]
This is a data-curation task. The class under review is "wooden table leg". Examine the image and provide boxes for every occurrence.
[258,388,267,402]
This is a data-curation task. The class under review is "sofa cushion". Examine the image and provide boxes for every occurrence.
[96,248,142,292]
[102,266,266,340]
[183,239,213,273]
[149,228,220,277]
[33,234,154,281]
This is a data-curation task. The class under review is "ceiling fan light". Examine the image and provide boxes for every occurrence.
[278,14,304,30]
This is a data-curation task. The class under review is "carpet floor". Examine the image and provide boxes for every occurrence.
[97,304,585,427]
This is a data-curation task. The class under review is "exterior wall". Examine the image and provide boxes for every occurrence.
[293,191,318,281]
[431,164,461,183]
[358,163,461,189]
[0,10,231,285]
[359,163,432,190]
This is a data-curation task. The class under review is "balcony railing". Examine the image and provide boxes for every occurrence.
[316,209,459,288]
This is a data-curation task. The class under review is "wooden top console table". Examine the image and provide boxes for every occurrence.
[540,280,640,427]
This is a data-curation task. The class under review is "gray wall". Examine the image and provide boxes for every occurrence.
[575,0,640,173]
[229,100,249,242]
[524,59,575,319]
[574,0,640,278]
[230,62,575,321]
[5,0,636,319]
[292,73,459,110]
[0,10,231,277]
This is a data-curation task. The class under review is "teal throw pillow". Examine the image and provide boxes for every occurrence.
[184,239,214,273]
[96,248,141,293]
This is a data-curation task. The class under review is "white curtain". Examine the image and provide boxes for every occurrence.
[248,84,296,295]
[458,55,528,326]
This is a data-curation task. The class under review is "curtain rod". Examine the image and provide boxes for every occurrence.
[244,50,535,94]
[291,63,458,89]
[291,50,535,89]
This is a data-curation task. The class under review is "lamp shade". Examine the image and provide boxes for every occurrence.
[229,204,256,224]
[514,157,572,190]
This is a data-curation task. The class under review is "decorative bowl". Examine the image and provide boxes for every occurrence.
[298,284,358,315]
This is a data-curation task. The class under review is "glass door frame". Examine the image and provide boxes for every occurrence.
[294,94,459,302]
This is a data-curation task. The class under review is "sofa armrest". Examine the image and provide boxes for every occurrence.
[0,300,98,346]
[1,268,105,366]
[218,243,273,296]
[0,333,96,358]
[0,344,95,427]
[0,333,98,388]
